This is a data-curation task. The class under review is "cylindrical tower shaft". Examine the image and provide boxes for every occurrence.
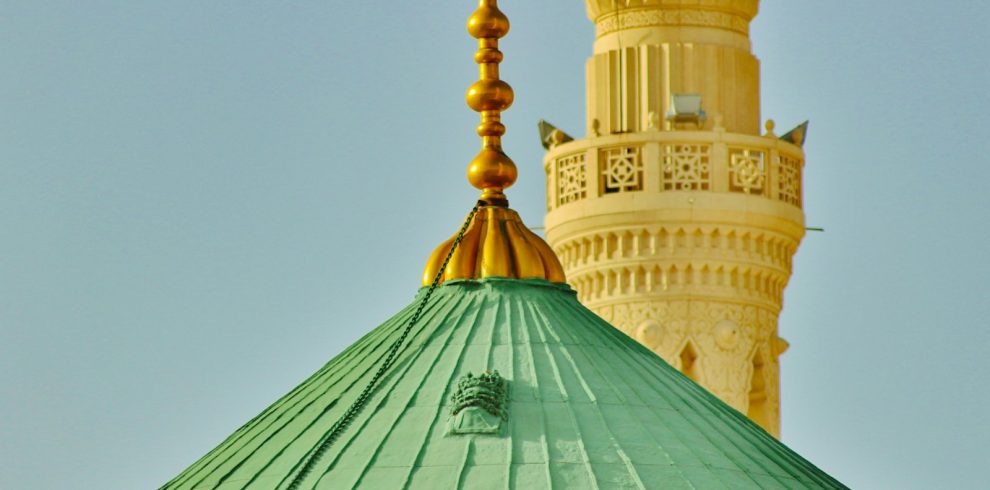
[586,0,762,136]
[543,0,806,437]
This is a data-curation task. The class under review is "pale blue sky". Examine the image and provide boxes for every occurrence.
[2,1,988,489]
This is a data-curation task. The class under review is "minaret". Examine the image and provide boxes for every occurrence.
[542,0,807,437]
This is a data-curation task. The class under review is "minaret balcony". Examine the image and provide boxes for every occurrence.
[543,128,804,218]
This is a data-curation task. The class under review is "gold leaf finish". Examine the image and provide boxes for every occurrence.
[421,1,566,286]
[464,0,516,206]
[422,207,566,286]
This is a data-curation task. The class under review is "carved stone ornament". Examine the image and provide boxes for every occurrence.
[713,319,741,351]
[596,9,750,37]
[637,320,664,349]
[446,370,508,436]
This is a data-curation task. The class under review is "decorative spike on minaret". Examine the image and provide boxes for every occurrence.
[465,0,516,207]
[420,1,565,286]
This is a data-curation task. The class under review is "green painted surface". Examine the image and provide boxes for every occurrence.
[163,279,846,489]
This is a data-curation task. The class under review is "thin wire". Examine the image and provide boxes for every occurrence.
[285,202,482,490]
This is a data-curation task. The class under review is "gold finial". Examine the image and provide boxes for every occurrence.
[420,1,567,286]
[465,0,516,207]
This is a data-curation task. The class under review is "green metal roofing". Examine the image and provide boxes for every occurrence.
[163,278,846,489]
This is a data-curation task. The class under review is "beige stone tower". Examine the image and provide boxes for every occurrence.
[542,0,807,437]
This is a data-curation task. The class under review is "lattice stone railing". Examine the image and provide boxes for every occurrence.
[556,152,587,206]
[599,146,644,194]
[544,131,803,211]
[662,143,712,191]
[777,154,802,207]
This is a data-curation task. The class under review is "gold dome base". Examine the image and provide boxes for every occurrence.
[422,206,566,286]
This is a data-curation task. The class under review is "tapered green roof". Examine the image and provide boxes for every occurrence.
[163,278,845,489]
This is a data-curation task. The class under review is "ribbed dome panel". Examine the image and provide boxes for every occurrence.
[163,279,844,489]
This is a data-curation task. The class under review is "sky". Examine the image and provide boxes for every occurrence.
[2,1,989,489]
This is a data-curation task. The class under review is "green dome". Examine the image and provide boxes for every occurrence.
[163,278,845,489]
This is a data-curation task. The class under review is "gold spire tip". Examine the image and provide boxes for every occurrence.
[420,1,566,286]
[465,0,516,207]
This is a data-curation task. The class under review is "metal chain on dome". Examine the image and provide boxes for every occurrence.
[285,203,481,490]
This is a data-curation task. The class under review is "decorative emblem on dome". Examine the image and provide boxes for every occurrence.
[446,370,508,436]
